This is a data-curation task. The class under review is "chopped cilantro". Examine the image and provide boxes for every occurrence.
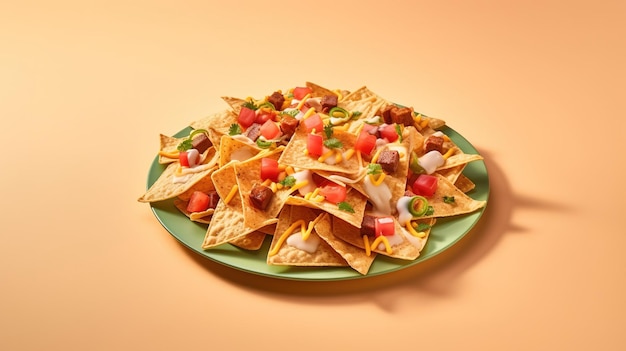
[323,124,334,139]
[351,111,362,119]
[323,138,343,149]
[337,202,355,213]
[416,223,432,232]
[367,163,383,175]
[242,101,259,111]
[228,123,242,136]
[443,196,455,204]
[176,139,193,152]
[279,175,296,187]
[283,109,299,118]
[424,206,434,216]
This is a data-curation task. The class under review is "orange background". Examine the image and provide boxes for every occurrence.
[1,1,625,350]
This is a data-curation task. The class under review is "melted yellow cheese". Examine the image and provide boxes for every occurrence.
[268,220,306,256]
[224,184,239,205]
[370,235,393,254]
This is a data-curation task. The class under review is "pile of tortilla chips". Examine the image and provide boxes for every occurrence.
[138,82,487,275]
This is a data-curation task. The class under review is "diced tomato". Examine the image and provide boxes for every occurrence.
[260,158,280,182]
[255,109,276,124]
[361,123,378,134]
[318,180,347,204]
[355,131,377,155]
[238,106,257,129]
[412,174,438,197]
[307,133,324,157]
[179,151,190,167]
[259,120,281,140]
[186,191,210,213]
[178,150,200,167]
[375,217,395,236]
[293,86,312,100]
[302,113,324,133]
[379,123,399,142]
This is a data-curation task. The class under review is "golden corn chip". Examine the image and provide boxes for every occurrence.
[230,231,266,251]
[314,213,376,275]
[267,206,347,267]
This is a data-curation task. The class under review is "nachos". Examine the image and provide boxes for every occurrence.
[138,82,487,275]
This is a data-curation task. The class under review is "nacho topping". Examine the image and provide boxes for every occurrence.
[139,82,488,275]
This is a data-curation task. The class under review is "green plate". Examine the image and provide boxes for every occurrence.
[147,125,489,281]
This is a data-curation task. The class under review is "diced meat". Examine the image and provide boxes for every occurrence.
[390,106,414,126]
[360,215,376,237]
[191,132,212,154]
[321,94,338,113]
[249,184,273,210]
[424,135,444,154]
[268,91,285,110]
[279,115,299,138]
[377,150,400,174]
[244,122,262,141]
[379,105,395,124]
[207,191,220,209]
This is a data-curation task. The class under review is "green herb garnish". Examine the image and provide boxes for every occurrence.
[323,138,343,149]
[279,175,296,187]
[351,111,362,119]
[337,202,355,213]
[323,124,334,139]
[424,206,435,216]
[282,109,299,118]
[228,123,242,136]
[416,223,432,232]
[176,139,193,152]
[242,101,259,111]
[367,163,383,175]
[443,196,455,204]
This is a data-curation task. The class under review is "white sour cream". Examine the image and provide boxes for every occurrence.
[287,233,320,253]
[418,150,445,174]
[396,196,413,225]
[363,175,392,215]
[291,170,316,196]
[376,232,404,251]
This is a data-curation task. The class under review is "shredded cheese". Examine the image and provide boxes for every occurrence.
[363,235,372,256]
[334,149,343,163]
[318,149,334,163]
[405,221,426,238]
[289,180,309,193]
[343,149,355,161]
[442,147,457,160]
[158,150,180,159]
[223,184,239,205]
[370,235,393,254]
[370,147,384,163]
[295,94,311,110]
[302,107,316,120]
[262,178,272,187]
[268,220,306,256]
[368,172,386,186]
[419,119,429,129]
[285,166,295,175]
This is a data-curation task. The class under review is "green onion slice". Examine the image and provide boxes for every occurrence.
[408,196,429,217]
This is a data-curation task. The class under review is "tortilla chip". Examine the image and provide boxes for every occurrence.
[202,163,275,249]
[422,173,486,218]
[314,213,376,275]
[189,109,239,146]
[138,149,218,203]
[221,96,247,114]
[159,134,183,164]
[234,147,291,229]
[454,173,476,193]
[305,82,336,98]
[332,216,421,260]
[230,231,266,251]
[278,127,359,174]
[173,198,214,223]
[218,135,261,167]
[267,206,347,267]
[285,186,368,228]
